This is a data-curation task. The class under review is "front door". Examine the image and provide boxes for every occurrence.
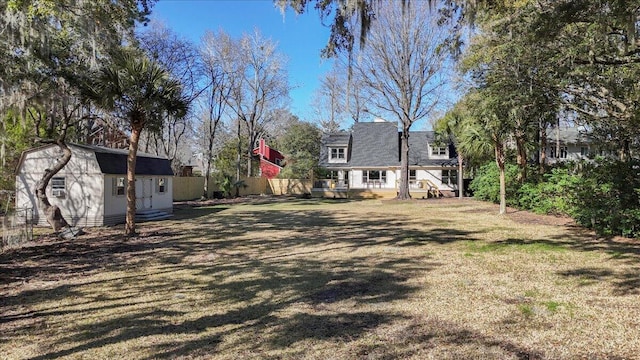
[135,178,153,210]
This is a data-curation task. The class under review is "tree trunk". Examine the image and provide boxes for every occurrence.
[203,115,220,199]
[35,141,73,233]
[515,128,527,182]
[125,125,142,237]
[555,119,560,162]
[236,120,241,197]
[203,138,213,199]
[397,128,411,200]
[539,120,547,174]
[494,140,506,215]
[458,153,464,199]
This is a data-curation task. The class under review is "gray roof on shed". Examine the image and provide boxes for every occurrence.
[73,144,174,176]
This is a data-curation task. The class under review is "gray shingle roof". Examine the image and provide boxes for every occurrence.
[545,127,590,144]
[349,121,399,167]
[319,121,458,168]
[73,144,174,175]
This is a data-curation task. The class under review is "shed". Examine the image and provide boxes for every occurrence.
[15,144,174,227]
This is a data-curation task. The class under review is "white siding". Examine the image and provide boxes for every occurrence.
[15,146,105,227]
[345,168,458,191]
[15,145,174,227]
[350,169,398,189]
[104,175,128,217]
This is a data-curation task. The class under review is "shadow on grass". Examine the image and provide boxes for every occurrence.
[171,205,230,221]
[2,198,634,358]
[558,267,640,295]
[2,201,476,358]
[494,235,640,295]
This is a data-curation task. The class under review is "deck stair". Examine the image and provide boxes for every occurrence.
[423,180,443,198]
[135,209,172,222]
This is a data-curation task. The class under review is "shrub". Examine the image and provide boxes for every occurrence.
[469,162,520,206]
[517,167,578,215]
[569,159,640,238]
[471,159,640,238]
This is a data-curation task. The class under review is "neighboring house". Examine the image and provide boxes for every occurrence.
[253,138,284,179]
[316,119,460,198]
[542,127,592,164]
[15,144,174,227]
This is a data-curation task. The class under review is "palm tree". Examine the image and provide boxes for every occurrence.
[443,91,510,215]
[87,49,188,236]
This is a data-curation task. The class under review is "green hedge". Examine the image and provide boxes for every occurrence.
[469,159,640,238]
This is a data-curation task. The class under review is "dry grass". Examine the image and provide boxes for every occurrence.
[1,197,640,359]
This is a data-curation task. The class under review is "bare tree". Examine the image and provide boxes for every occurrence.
[197,30,233,198]
[224,29,291,177]
[312,68,345,132]
[137,21,202,172]
[352,2,452,199]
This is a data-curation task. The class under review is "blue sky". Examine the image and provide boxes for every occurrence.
[149,0,334,120]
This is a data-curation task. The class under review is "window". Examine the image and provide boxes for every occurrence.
[549,146,568,159]
[442,170,458,185]
[580,147,589,156]
[330,147,345,160]
[560,146,568,159]
[409,169,417,181]
[362,170,386,183]
[113,177,125,196]
[157,178,167,193]
[432,146,447,156]
[51,177,65,197]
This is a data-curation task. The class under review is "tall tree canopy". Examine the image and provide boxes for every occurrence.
[86,49,188,236]
[350,1,453,200]
[0,0,156,232]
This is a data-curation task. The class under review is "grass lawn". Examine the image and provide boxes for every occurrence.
[1,197,639,359]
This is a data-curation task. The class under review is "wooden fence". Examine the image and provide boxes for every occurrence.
[172,177,313,201]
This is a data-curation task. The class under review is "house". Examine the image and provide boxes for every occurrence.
[15,144,174,227]
[315,119,460,198]
[542,127,592,164]
[253,138,284,179]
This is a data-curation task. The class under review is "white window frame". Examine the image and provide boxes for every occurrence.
[330,147,346,160]
[51,177,66,197]
[432,146,447,156]
[113,177,126,196]
[157,177,167,193]
[362,170,387,184]
[442,169,458,186]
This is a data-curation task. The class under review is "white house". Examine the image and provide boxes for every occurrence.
[15,144,174,227]
[543,127,592,164]
[315,120,461,198]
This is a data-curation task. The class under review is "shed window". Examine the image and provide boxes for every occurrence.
[51,177,66,197]
[113,177,125,196]
[157,178,166,193]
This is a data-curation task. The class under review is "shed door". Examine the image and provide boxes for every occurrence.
[135,178,153,210]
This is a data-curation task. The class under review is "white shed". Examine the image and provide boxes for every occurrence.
[15,144,174,227]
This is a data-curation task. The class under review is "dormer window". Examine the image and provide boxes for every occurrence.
[432,146,447,156]
[331,148,345,159]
